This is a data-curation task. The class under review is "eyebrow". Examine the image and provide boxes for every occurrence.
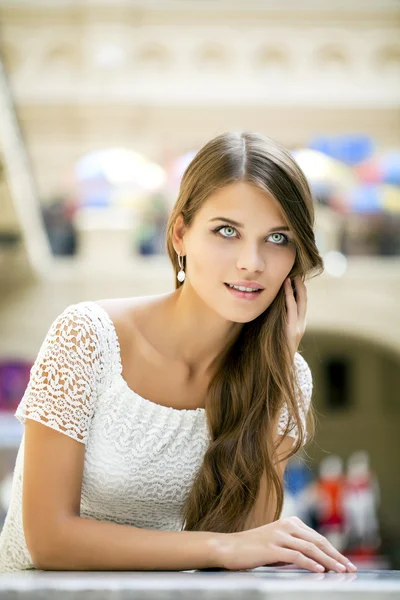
[209,217,291,233]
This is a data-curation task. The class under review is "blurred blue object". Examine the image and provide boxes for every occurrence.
[309,135,375,166]
[75,151,110,181]
[350,185,383,213]
[80,189,111,208]
[380,151,400,185]
[347,184,400,214]
[284,460,313,496]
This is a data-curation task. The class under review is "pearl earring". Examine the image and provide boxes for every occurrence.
[177,251,186,282]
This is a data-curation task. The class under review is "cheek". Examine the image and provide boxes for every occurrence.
[265,247,296,286]
[271,244,297,268]
[261,242,297,272]
[189,238,231,275]
[186,246,215,282]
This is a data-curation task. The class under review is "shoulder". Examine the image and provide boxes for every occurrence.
[94,295,155,321]
[92,295,162,355]
[94,297,137,334]
[43,300,135,359]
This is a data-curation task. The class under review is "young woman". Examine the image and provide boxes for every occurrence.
[0,132,356,574]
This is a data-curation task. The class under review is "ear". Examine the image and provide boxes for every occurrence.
[172,213,187,254]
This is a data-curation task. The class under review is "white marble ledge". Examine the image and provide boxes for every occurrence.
[1,569,400,599]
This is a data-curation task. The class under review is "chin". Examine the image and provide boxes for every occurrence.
[218,307,268,324]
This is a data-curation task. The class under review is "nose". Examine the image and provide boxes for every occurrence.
[236,243,265,273]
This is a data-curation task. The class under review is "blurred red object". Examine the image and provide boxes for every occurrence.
[355,159,383,184]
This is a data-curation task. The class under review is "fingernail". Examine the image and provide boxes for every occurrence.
[336,563,346,572]
[347,562,357,571]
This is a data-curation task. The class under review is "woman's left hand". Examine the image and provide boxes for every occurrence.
[284,275,308,360]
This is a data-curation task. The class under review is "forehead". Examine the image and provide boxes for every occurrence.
[197,181,287,224]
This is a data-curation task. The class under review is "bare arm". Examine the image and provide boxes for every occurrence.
[22,420,355,574]
[23,420,225,571]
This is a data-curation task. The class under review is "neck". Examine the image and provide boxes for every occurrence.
[159,285,243,378]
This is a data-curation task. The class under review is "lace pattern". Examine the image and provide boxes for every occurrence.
[277,352,313,444]
[13,304,111,443]
[0,300,313,573]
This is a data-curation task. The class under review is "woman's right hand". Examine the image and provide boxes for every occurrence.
[212,516,357,573]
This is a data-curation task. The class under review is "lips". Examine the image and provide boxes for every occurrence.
[224,283,263,291]
[225,281,264,290]
[224,283,264,300]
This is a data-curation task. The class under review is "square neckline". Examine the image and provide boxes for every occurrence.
[86,300,206,416]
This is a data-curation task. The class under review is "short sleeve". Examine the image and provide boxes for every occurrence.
[15,304,104,444]
[277,352,313,446]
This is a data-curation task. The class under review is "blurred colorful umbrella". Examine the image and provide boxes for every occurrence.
[74,148,166,209]
[309,135,374,166]
[291,149,357,195]
[381,151,400,185]
[343,184,400,214]
[355,150,400,185]
[354,159,382,185]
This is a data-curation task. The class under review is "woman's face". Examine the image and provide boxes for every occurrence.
[179,181,298,323]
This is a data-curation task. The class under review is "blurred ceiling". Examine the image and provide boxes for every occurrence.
[0,0,398,281]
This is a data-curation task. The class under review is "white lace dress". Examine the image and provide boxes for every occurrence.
[0,300,313,573]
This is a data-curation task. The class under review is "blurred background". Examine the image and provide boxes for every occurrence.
[0,0,399,570]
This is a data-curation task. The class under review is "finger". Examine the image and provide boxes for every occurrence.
[291,275,307,323]
[284,278,297,321]
[285,535,349,573]
[292,518,350,563]
[291,275,307,321]
[275,547,326,573]
[290,520,355,571]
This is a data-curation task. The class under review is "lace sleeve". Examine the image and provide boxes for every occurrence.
[14,304,104,444]
[277,352,313,446]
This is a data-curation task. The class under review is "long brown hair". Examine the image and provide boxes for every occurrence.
[165,132,323,533]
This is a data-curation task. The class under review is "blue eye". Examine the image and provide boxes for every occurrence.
[213,225,237,238]
[269,232,290,246]
[212,225,290,246]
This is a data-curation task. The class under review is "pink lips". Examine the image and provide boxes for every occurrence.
[224,283,263,301]
[225,280,264,290]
